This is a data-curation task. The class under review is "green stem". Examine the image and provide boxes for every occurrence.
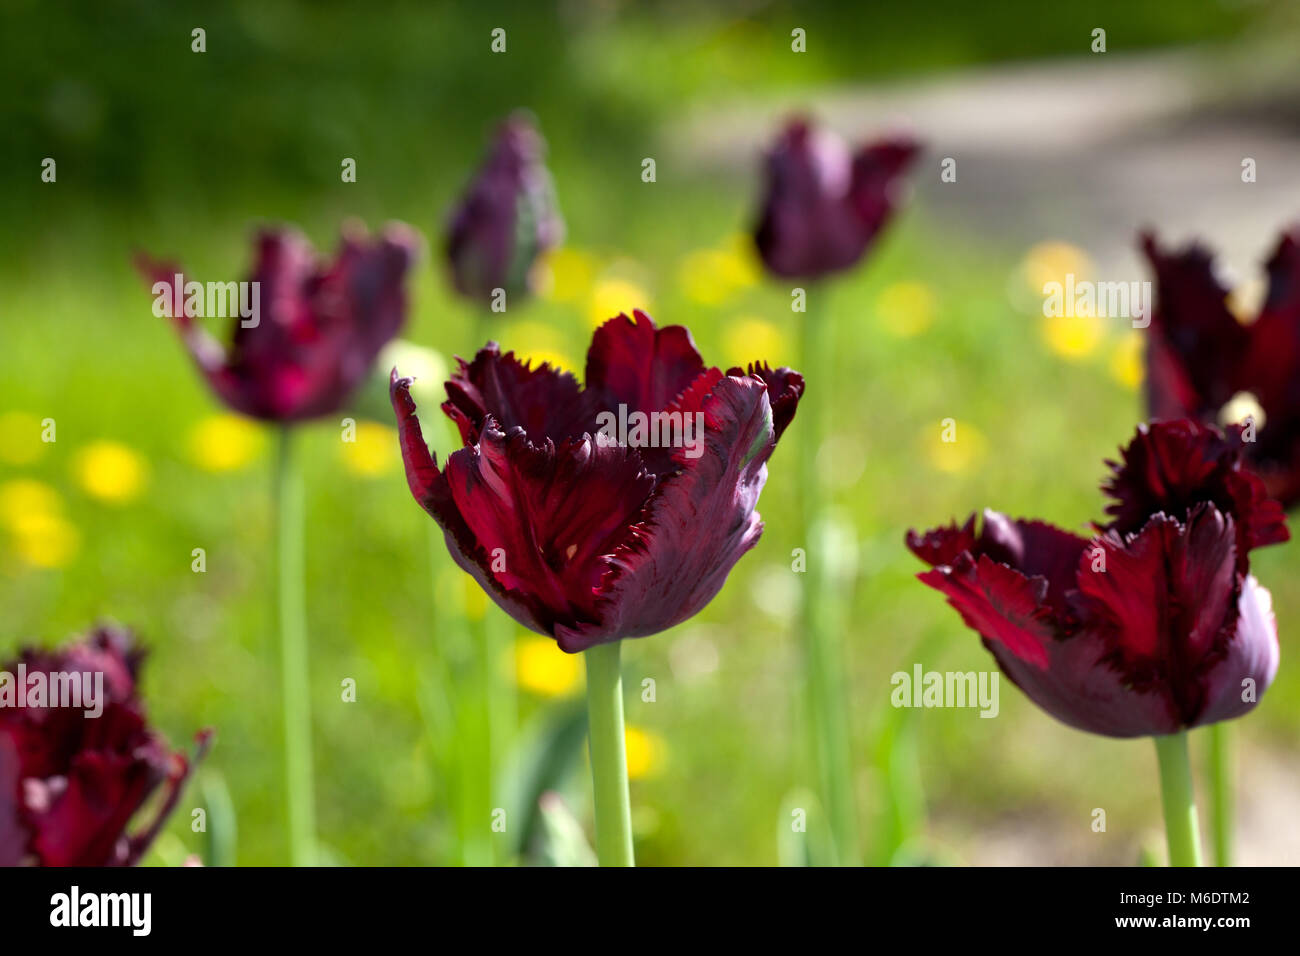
[484,610,516,783]
[427,525,488,867]
[275,427,315,866]
[798,287,858,865]
[1207,723,1233,867]
[1154,732,1202,867]
[469,309,516,865]
[584,640,634,866]
[423,403,492,867]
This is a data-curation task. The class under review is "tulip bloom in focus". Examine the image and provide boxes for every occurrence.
[0,626,208,866]
[391,310,804,652]
[1142,228,1300,507]
[445,114,564,305]
[754,118,918,280]
[907,420,1287,737]
[137,222,419,422]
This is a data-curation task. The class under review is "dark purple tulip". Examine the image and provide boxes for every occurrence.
[0,626,208,866]
[1142,228,1300,506]
[754,118,918,280]
[391,310,804,653]
[445,115,564,305]
[907,421,1287,738]
[138,222,418,422]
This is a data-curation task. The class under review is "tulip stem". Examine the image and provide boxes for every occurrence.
[470,308,516,865]
[798,286,858,865]
[1154,732,1202,867]
[275,427,315,866]
[584,640,634,867]
[1207,723,1233,866]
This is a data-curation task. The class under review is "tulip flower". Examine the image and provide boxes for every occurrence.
[907,420,1287,865]
[139,222,418,865]
[754,118,918,281]
[137,223,419,422]
[753,116,918,864]
[445,114,564,307]
[391,309,803,864]
[0,625,208,866]
[1141,229,1300,507]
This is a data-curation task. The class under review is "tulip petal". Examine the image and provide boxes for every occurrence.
[557,374,776,651]
[135,253,248,412]
[1234,230,1300,408]
[443,422,656,637]
[0,736,25,866]
[30,748,164,866]
[1237,230,1300,502]
[728,362,805,441]
[975,511,1090,614]
[849,137,920,235]
[1101,420,1288,557]
[321,222,420,365]
[1140,231,1248,416]
[1076,508,1237,705]
[122,730,212,866]
[1195,575,1279,726]
[985,620,1183,738]
[916,553,1056,670]
[442,343,593,445]
[585,311,708,417]
[392,371,551,634]
[904,515,979,568]
[907,510,1089,618]
[391,370,442,504]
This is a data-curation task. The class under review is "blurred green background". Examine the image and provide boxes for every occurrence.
[3,0,1300,865]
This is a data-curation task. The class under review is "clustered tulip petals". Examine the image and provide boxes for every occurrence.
[907,420,1287,737]
[138,222,419,422]
[1142,228,1300,506]
[0,626,207,866]
[754,118,918,279]
[445,115,564,304]
[391,309,804,652]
